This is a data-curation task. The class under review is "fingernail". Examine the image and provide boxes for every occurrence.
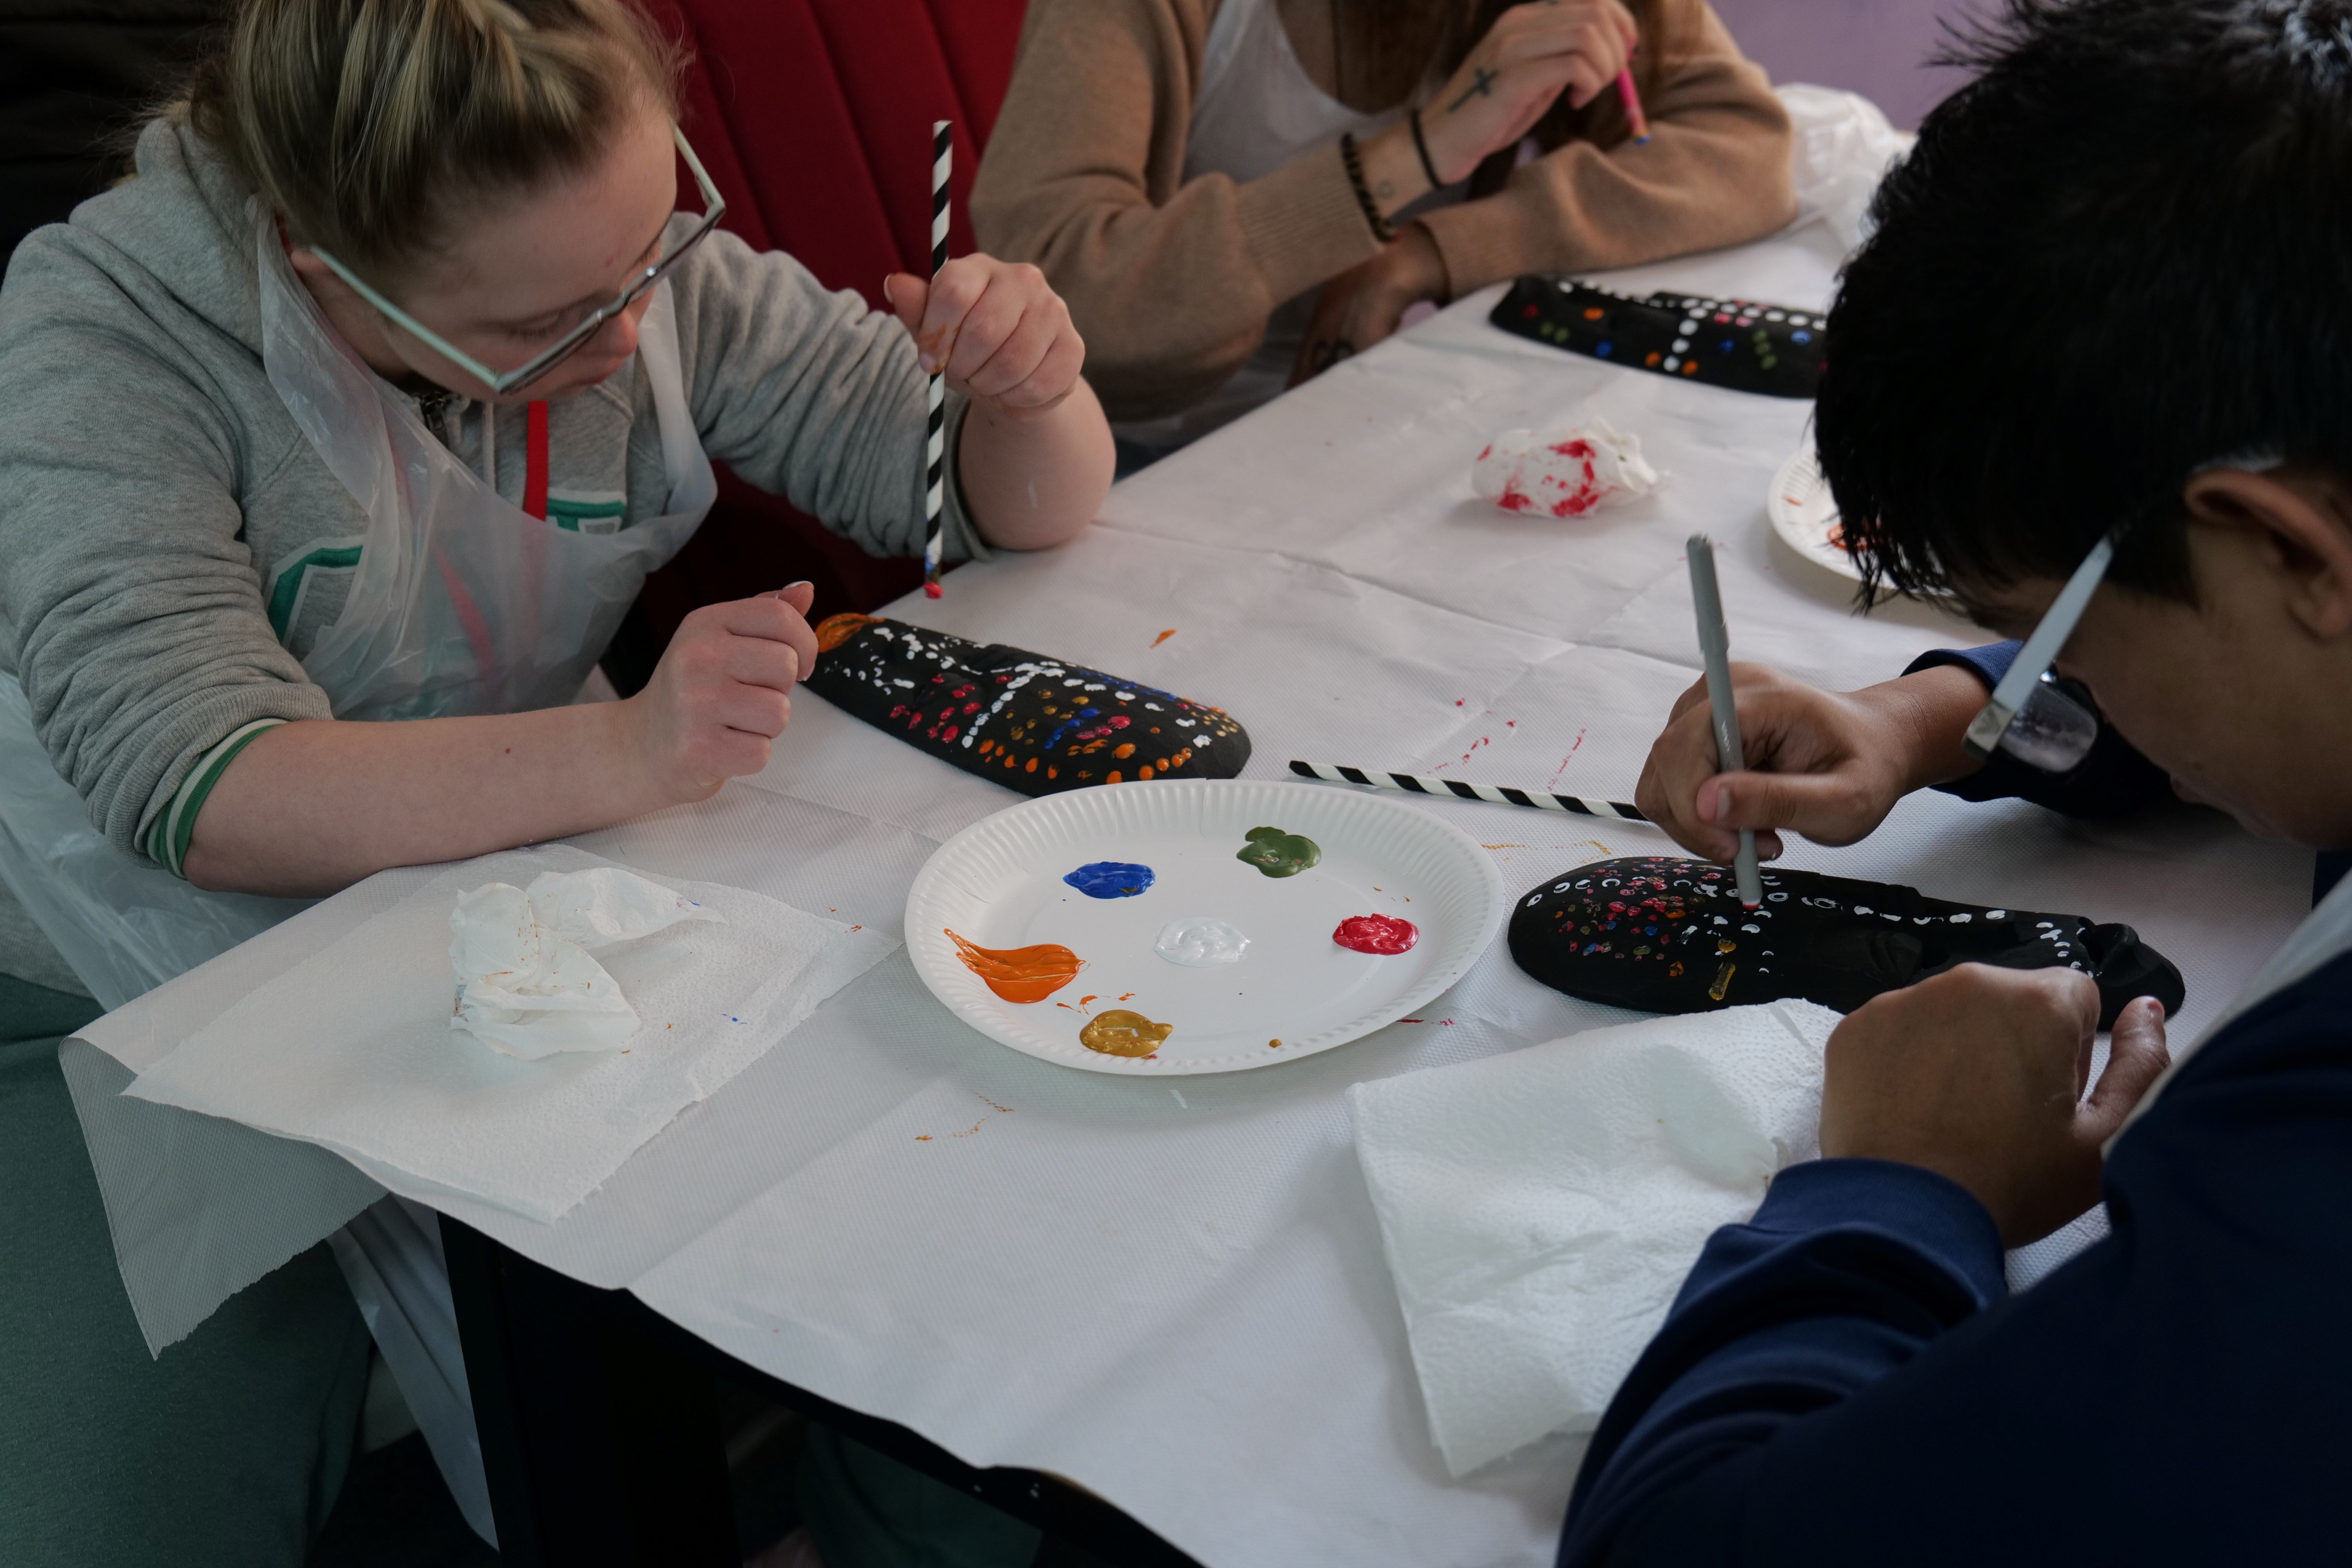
[882,275,896,304]
[784,580,811,592]
[1700,784,1725,822]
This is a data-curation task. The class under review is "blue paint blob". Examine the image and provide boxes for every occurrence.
[1063,861,1156,899]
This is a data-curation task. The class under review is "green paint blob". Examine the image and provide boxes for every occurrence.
[1236,825,1321,878]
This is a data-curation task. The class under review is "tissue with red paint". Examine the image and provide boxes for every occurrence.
[1472,419,1661,519]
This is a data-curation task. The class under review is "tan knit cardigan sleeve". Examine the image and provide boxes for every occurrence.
[973,0,1797,423]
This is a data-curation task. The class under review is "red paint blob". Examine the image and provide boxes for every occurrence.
[1334,914,1419,956]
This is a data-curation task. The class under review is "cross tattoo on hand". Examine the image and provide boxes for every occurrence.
[1447,66,1499,112]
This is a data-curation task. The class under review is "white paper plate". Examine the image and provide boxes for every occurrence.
[1766,442,1860,582]
[905,779,1507,1075]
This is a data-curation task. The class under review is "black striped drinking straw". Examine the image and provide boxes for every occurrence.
[1288,760,1651,822]
[922,119,951,599]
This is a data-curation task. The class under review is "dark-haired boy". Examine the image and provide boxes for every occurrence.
[1559,0,2352,1561]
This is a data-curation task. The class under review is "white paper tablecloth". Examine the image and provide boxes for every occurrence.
[69,221,2317,1568]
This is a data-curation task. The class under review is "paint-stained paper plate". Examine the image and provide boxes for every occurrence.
[905,779,1507,1075]
[1766,442,1861,582]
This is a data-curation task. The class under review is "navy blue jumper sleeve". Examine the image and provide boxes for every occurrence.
[1907,642,2349,900]
[1557,950,2352,1568]
[1903,641,2174,819]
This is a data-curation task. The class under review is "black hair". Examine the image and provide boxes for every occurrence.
[1818,0,2352,604]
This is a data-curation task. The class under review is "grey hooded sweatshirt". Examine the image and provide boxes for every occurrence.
[0,116,984,989]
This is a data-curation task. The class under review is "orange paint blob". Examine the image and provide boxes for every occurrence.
[945,929,1084,1004]
[1136,766,1153,780]
[813,613,880,652]
[1105,770,1123,783]
[1151,628,1178,648]
[1113,742,1136,759]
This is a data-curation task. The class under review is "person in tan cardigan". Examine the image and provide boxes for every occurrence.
[974,0,1795,453]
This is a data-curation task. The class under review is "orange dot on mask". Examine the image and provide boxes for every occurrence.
[812,613,879,652]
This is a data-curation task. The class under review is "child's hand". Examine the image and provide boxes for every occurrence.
[620,583,819,800]
[884,257,1086,421]
[1635,662,1989,863]
[1822,967,2171,1246]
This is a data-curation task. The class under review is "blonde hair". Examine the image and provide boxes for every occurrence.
[184,0,682,273]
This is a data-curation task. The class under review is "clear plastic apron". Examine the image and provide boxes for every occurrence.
[0,216,716,1009]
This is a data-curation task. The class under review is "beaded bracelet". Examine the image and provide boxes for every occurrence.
[1339,132,1398,244]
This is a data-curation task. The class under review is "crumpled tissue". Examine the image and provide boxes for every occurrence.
[1348,999,1838,1477]
[451,867,722,1059]
[1471,419,1662,519]
[123,846,893,1221]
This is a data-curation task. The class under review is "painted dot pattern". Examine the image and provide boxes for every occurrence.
[1506,855,2184,1026]
[1496,278,1827,400]
[806,615,1250,798]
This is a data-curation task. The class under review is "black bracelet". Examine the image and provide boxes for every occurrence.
[1408,107,1443,189]
[1339,132,1397,243]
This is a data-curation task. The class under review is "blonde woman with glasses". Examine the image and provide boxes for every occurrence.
[0,0,1108,1559]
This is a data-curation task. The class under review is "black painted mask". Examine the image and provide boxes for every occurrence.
[1508,856,2183,1027]
[804,615,1251,797]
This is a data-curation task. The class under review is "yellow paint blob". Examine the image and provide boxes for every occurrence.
[1079,1009,1174,1058]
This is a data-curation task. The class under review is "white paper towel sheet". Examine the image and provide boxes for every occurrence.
[1350,1000,1838,1476]
[125,846,887,1221]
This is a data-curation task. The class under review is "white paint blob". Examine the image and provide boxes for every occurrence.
[1154,916,1252,967]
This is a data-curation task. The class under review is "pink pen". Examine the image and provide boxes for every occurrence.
[1616,67,1651,144]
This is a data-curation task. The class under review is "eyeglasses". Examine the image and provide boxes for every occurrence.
[1960,534,2112,773]
[308,125,727,396]
[1962,448,2285,773]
